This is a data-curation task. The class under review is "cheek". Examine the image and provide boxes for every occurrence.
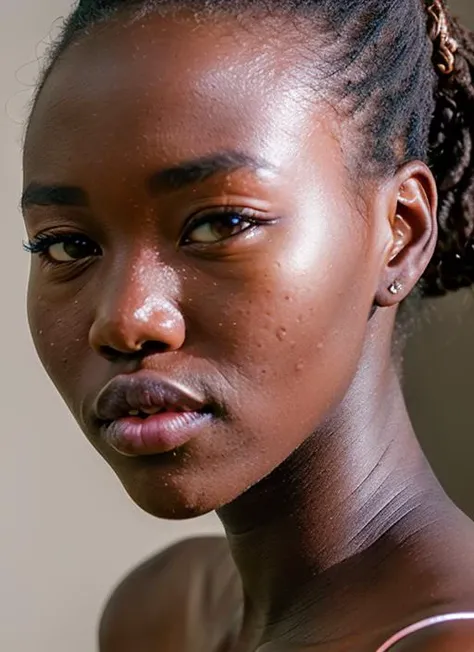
[27,272,92,403]
[188,211,374,440]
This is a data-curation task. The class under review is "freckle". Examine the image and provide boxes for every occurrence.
[285,295,291,301]
[276,327,287,341]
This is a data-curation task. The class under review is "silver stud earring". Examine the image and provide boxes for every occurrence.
[388,280,403,295]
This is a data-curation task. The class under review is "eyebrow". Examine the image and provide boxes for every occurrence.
[21,184,88,211]
[148,151,278,193]
[21,151,277,210]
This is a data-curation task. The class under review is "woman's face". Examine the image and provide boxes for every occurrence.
[23,12,390,518]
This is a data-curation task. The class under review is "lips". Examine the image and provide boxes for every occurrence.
[94,371,208,421]
[93,370,213,456]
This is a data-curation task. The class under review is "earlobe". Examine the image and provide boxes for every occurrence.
[375,162,438,307]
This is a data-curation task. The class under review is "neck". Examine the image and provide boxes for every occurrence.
[217,312,450,648]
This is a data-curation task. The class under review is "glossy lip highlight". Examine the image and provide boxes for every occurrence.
[93,370,213,456]
[94,370,208,421]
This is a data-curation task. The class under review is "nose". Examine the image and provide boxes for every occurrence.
[89,267,186,359]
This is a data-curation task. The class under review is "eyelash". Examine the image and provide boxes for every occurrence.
[24,232,87,254]
[179,207,272,245]
[23,233,99,255]
[23,232,101,268]
[23,207,274,265]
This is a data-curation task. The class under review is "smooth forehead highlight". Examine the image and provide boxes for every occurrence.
[29,0,435,176]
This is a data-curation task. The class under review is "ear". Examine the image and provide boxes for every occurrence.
[374,161,438,307]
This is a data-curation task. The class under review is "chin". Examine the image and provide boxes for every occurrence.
[134,493,216,521]
[111,461,232,520]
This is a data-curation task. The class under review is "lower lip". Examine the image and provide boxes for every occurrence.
[101,411,212,456]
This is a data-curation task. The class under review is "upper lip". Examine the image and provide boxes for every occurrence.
[93,370,208,422]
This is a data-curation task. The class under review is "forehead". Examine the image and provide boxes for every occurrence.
[24,11,339,188]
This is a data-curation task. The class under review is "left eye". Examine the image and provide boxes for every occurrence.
[182,212,256,245]
[24,233,102,264]
[47,237,100,262]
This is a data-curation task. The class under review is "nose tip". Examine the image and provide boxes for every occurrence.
[89,297,186,359]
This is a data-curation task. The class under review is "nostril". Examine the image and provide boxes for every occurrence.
[140,340,170,355]
[98,344,124,362]
[98,340,170,361]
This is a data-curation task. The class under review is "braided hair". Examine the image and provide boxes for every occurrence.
[27,0,474,297]
[424,5,474,294]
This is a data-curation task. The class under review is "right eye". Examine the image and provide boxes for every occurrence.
[24,233,102,264]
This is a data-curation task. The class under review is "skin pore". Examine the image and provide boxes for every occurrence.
[23,9,474,652]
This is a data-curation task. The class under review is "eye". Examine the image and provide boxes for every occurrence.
[181,209,262,245]
[24,233,102,264]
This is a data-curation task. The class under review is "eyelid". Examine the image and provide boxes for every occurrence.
[187,205,264,223]
[179,206,275,246]
[24,232,94,252]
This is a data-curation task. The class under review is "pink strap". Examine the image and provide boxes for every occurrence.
[376,612,474,651]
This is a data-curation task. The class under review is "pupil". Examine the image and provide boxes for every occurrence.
[64,238,96,258]
[214,215,242,237]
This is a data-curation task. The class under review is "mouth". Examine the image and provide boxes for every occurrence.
[125,405,198,418]
[93,371,215,457]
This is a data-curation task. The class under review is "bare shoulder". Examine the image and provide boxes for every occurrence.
[387,618,474,651]
[99,536,241,652]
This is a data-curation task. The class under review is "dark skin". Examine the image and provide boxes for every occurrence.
[23,10,474,652]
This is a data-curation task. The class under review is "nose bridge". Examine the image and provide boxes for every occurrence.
[89,250,185,354]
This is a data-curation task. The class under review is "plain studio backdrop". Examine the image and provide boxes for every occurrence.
[1,2,473,651]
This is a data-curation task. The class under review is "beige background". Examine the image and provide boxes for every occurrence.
[1,2,473,651]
